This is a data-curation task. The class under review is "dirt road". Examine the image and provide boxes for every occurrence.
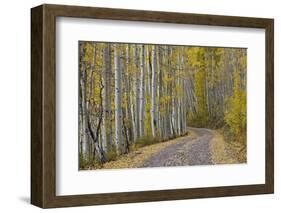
[142,128,214,167]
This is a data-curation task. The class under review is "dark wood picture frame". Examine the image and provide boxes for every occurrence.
[31,4,274,208]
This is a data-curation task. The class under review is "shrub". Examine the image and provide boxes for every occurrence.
[224,90,246,144]
[106,145,118,161]
[79,154,87,169]
[133,135,161,149]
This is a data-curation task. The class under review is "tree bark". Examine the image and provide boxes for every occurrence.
[151,45,157,137]
[134,45,140,139]
[79,43,89,161]
[114,45,123,155]
[139,45,145,137]
[102,43,112,152]
[124,44,133,142]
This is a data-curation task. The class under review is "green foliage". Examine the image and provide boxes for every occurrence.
[79,153,103,169]
[133,135,161,149]
[79,154,87,170]
[106,145,118,161]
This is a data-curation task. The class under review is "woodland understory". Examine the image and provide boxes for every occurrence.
[79,42,247,169]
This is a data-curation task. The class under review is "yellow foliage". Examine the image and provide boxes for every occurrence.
[224,69,246,143]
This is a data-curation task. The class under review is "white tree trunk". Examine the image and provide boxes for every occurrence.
[181,47,187,133]
[146,46,151,96]
[114,45,123,155]
[125,44,133,142]
[172,96,177,136]
[177,53,182,135]
[134,45,140,139]
[79,44,89,160]
[151,45,157,137]
[102,44,112,152]
[139,45,145,137]
[80,66,89,159]
[156,47,161,136]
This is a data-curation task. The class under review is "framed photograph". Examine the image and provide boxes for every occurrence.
[31,4,274,208]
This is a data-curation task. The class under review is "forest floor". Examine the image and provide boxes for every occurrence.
[99,127,245,170]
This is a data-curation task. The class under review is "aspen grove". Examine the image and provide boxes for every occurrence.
[79,42,247,169]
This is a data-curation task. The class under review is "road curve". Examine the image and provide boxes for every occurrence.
[141,127,214,168]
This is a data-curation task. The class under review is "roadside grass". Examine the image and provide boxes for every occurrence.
[87,130,197,170]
